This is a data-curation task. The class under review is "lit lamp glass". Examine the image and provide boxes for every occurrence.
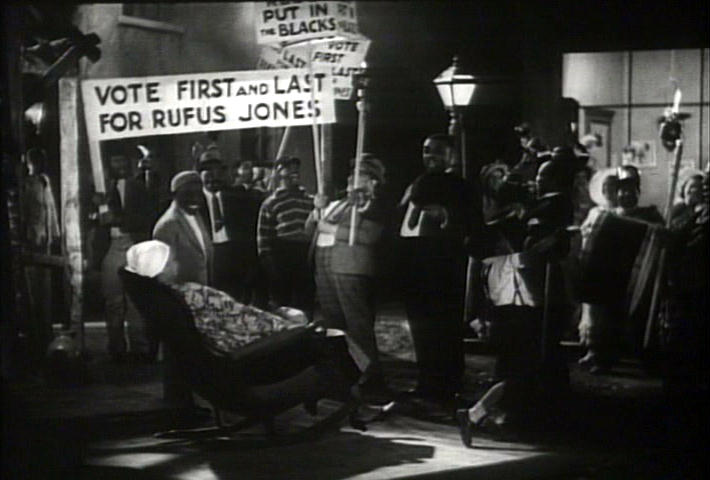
[433,56,476,110]
[432,55,476,179]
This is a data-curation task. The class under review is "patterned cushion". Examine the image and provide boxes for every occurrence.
[173,282,308,355]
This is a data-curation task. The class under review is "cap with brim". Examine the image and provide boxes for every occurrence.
[125,240,170,278]
[617,165,640,182]
[480,162,509,179]
[356,155,385,183]
[514,122,531,136]
[274,156,300,170]
[170,170,201,193]
[198,148,223,171]
[480,162,509,195]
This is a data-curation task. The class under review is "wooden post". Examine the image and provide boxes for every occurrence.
[321,123,333,197]
[307,42,323,197]
[448,110,464,178]
[349,70,368,246]
[59,78,86,352]
[644,139,683,349]
[276,126,293,159]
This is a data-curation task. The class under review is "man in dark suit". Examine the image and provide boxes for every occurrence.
[398,134,482,405]
[197,148,263,304]
[134,144,168,227]
[93,153,156,362]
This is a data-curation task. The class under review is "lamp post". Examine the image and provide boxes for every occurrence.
[434,55,480,330]
[433,55,476,179]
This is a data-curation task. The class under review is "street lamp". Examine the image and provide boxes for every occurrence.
[433,55,476,178]
[434,55,482,331]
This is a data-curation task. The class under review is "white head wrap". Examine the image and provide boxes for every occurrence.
[675,167,705,204]
[125,240,171,278]
[588,167,619,208]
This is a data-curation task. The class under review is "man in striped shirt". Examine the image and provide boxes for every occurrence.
[257,156,314,315]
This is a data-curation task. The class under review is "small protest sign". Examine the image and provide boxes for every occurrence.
[286,36,370,99]
[259,35,370,99]
[255,1,358,45]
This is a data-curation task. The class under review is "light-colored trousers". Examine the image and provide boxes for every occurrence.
[101,235,151,355]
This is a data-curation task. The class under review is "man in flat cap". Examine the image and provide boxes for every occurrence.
[152,170,214,416]
[153,171,213,285]
[257,156,315,314]
[308,154,392,402]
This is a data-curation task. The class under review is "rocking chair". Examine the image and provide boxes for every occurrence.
[119,269,364,441]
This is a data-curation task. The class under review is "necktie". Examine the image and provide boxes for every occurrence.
[108,180,123,215]
[212,193,224,232]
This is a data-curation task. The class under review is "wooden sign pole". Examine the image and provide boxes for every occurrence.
[307,42,324,198]
[349,68,368,246]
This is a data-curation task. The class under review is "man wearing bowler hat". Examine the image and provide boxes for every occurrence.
[309,155,392,402]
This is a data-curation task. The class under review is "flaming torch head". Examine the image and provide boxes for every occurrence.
[659,88,687,152]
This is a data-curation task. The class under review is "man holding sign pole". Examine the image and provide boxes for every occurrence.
[309,155,390,402]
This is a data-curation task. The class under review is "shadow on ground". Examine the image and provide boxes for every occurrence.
[2,316,708,479]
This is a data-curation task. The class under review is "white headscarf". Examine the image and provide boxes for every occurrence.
[588,167,618,209]
[125,240,170,278]
[675,167,705,205]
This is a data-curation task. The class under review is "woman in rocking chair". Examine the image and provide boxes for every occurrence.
[123,240,384,437]
[125,239,310,357]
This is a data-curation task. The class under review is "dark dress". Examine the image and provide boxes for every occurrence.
[663,203,709,394]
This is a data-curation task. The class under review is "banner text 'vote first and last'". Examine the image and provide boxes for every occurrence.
[81,69,336,142]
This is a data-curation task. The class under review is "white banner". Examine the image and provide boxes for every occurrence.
[81,68,336,142]
[255,1,358,45]
[259,35,370,99]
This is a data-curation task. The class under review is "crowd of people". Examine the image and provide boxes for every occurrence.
[87,125,709,439]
